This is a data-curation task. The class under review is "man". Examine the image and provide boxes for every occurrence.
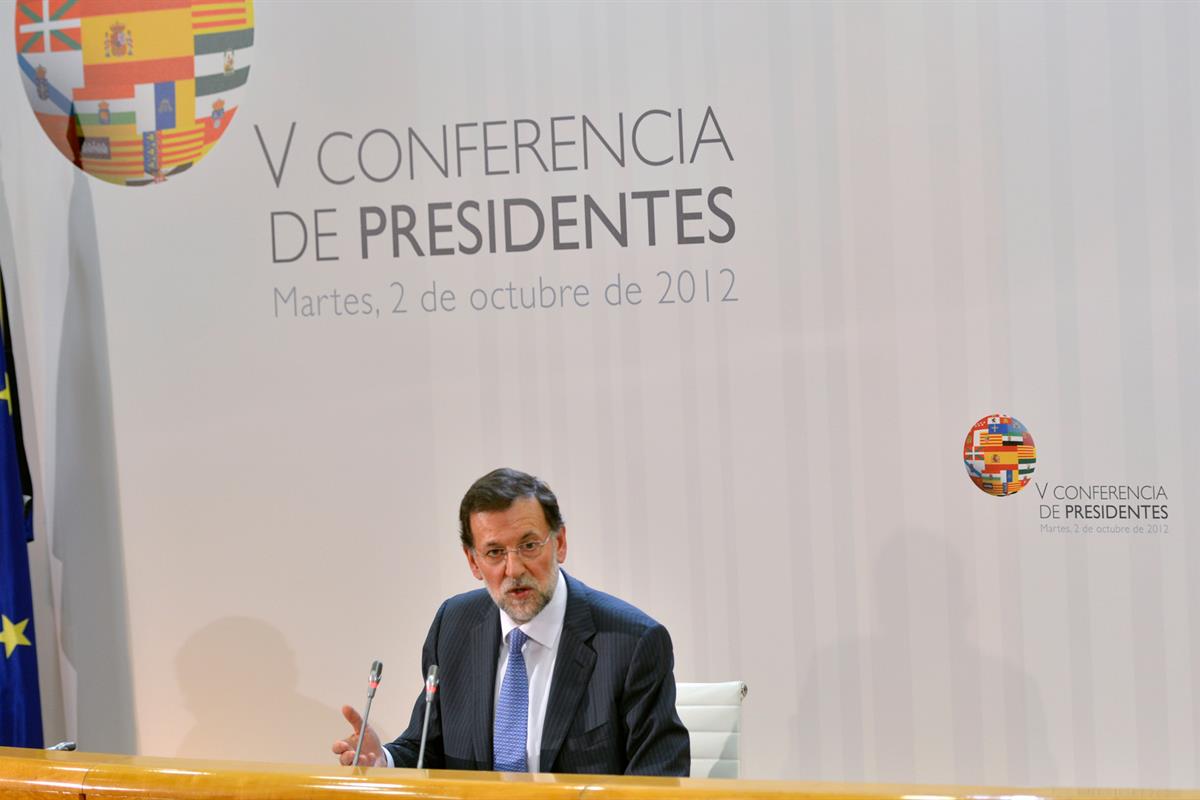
[332,468,690,776]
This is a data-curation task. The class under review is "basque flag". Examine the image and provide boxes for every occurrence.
[0,272,43,748]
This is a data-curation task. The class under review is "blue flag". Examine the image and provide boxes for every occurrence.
[0,275,43,748]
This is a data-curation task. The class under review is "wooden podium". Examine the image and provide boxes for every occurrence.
[1,747,1194,800]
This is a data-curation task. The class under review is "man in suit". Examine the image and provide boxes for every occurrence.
[332,468,690,776]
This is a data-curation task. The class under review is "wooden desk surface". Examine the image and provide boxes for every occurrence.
[2,747,1196,800]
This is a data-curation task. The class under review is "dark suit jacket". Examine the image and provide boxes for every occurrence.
[384,572,690,776]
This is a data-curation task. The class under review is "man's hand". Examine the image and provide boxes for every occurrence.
[332,705,385,766]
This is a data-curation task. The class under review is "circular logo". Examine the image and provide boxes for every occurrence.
[14,0,254,185]
[963,413,1036,497]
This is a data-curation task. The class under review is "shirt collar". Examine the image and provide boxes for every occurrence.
[500,569,569,650]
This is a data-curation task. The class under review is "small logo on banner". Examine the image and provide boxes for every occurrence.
[963,413,1036,497]
[13,0,255,186]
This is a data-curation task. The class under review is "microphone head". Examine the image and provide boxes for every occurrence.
[367,660,383,698]
[425,664,439,697]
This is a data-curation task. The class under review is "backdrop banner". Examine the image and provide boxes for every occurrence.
[1,0,1197,788]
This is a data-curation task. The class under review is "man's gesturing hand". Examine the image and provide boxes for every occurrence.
[332,705,384,766]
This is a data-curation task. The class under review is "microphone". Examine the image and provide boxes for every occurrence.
[368,659,383,698]
[416,664,439,769]
[352,660,384,766]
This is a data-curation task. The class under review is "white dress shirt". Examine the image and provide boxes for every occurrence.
[494,570,568,772]
[381,572,569,771]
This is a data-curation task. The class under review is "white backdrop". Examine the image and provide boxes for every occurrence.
[2,0,1199,789]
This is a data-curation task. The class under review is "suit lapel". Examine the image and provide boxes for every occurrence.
[469,600,501,769]
[539,574,596,771]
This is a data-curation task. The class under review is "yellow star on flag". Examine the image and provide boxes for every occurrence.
[0,614,32,658]
[0,372,11,416]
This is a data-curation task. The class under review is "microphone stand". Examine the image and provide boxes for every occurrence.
[416,664,439,769]
[352,660,383,766]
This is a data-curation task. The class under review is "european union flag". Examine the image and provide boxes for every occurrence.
[0,274,43,748]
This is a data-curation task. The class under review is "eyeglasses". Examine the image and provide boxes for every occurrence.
[474,533,555,565]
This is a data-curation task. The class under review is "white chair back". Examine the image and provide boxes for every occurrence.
[674,681,748,778]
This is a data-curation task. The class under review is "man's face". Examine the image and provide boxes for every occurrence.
[464,496,568,624]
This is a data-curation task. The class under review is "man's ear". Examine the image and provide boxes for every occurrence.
[554,526,567,563]
[464,546,484,580]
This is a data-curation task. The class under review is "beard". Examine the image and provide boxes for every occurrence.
[492,562,560,624]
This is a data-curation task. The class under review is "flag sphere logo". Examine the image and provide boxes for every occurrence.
[963,413,1037,497]
[14,0,254,186]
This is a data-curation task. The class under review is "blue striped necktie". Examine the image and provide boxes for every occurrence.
[493,628,529,772]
